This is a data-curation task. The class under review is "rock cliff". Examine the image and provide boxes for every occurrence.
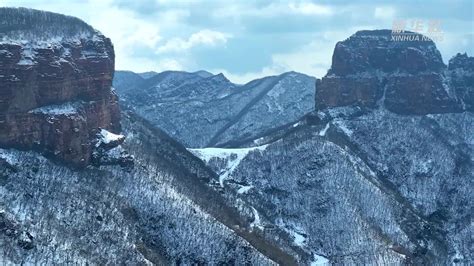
[316,30,468,114]
[448,53,474,112]
[0,8,120,167]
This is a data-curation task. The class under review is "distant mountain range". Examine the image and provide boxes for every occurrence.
[113,70,316,148]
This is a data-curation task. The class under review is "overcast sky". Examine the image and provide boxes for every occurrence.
[3,0,473,83]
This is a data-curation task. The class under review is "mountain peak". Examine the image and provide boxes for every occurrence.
[449,52,474,70]
[208,73,230,83]
[448,53,474,111]
[279,71,311,78]
[329,29,444,76]
[316,29,466,115]
[138,71,158,79]
[193,70,214,78]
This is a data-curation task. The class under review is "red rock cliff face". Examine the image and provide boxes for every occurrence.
[0,8,120,167]
[316,30,467,114]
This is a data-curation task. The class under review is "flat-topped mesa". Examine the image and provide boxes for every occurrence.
[0,8,121,167]
[316,29,467,115]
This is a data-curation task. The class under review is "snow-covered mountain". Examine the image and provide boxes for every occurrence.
[191,108,473,264]
[1,113,291,265]
[1,7,472,266]
[114,70,316,148]
[188,30,473,265]
[0,8,300,265]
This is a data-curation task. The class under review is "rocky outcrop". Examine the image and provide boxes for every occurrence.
[448,53,474,112]
[316,30,468,114]
[0,8,120,167]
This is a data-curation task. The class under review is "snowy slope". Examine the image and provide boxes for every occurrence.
[189,145,268,187]
[0,113,302,265]
[194,108,474,265]
[114,70,316,148]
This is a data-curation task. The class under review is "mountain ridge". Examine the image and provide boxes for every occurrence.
[114,69,316,148]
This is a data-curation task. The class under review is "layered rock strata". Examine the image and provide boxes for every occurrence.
[0,8,120,167]
[316,30,471,114]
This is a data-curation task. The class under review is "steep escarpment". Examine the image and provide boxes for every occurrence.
[0,8,120,167]
[316,30,467,114]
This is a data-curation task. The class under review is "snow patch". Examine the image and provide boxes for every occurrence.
[97,129,124,147]
[276,219,308,247]
[319,123,330,136]
[253,136,266,145]
[17,48,37,65]
[334,120,353,136]
[237,185,253,194]
[293,231,306,246]
[28,102,81,116]
[0,31,94,46]
[250,207,264,230]
[316,111,327,120]
[17,58,35,65]
[310,253,330,265]
[81,49,107,59]
[0,149,18,165]
[189,145,268,187]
